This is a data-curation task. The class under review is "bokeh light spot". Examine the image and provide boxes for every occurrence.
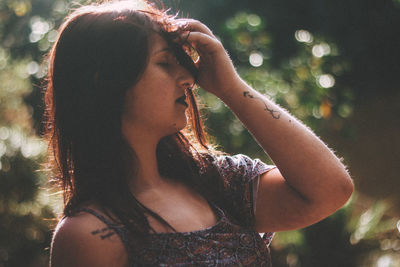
[31,17,50,35]
[320,100,332,118]
[10,130,23,149]
[296,67,309,80]
[226,18,238,30]
[312,43,331,58]
[53,0,68,14]
[247,14,261,27]
[21,139,45,158]
[295,30,313,43]
[338,104,353,118]
[29,32,42,43]
[11,1,31,16]
[377,255,392,267]
[318,74,335,88]
[47,29,59,43]
[312,106,322,119]
[229,119,244,135]
[249,51,263,67]
[26,61,39,75]
[0,127,10,140]
[29,16,51,43]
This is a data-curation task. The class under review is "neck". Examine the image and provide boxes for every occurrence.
[122,125,167,194]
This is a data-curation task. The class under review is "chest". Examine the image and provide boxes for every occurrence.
[127,214,271,267]
[137,190,218,233]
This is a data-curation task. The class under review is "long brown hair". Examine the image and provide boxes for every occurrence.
[42,0,225,235]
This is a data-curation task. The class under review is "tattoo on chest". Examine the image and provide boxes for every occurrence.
[91,227,116,240]
[243,91,281,119]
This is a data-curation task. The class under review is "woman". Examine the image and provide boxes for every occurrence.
[44,0,354,266]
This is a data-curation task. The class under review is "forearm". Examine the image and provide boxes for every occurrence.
[180,18,353,228]
[216,79,353,203]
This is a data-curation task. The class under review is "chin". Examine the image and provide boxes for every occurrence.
[167,118,188,135]
[175,120,188,132]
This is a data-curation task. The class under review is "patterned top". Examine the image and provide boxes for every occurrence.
[75,154,276,266]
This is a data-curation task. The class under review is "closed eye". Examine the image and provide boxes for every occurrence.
[157,58,179,68]
[157,52,179,68]
[158,62,170,67]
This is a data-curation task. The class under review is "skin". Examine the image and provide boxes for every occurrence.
[50,19,354,266]
[121,33,195,193]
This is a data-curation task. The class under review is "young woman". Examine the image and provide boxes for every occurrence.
[44,1,354,266]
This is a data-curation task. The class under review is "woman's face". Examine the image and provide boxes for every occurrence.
[122,33,195,141]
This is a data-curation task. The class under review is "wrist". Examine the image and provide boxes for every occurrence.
[215,77,250,103]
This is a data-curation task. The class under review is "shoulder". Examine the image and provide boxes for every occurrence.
[215,153,275,182]
[50,209,128,267]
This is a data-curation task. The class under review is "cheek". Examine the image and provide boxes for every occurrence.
[122,75,176,124]
[129,93,173,122]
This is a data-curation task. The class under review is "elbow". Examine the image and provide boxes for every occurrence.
[335,172,354,206]
[319,171,354,212]
[338,160,354,202]
[312,173,354,222]
[342,174,355,202]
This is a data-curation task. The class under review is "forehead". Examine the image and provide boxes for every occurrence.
[149,34,170,55]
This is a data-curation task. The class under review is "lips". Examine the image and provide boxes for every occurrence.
[175,94,188,107]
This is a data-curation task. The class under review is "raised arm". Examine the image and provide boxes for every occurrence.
[180,19,354,232]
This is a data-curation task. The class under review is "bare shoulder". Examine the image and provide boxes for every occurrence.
[50,209,128,267]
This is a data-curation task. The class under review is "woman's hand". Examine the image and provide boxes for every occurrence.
[176,19,243,98]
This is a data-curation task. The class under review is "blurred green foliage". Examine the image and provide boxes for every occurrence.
[200,11,355,158]
[1,0,399,266]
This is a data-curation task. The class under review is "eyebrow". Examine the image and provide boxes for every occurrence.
[153,47,173,56]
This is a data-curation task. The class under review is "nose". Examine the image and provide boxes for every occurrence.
[176,65,195,91]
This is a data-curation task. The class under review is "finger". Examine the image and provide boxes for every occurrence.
[182,31,220,52]
[175,19,215,37]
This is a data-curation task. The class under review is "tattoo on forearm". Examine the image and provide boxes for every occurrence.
[243,91,281,119]
[91,227,116,240]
